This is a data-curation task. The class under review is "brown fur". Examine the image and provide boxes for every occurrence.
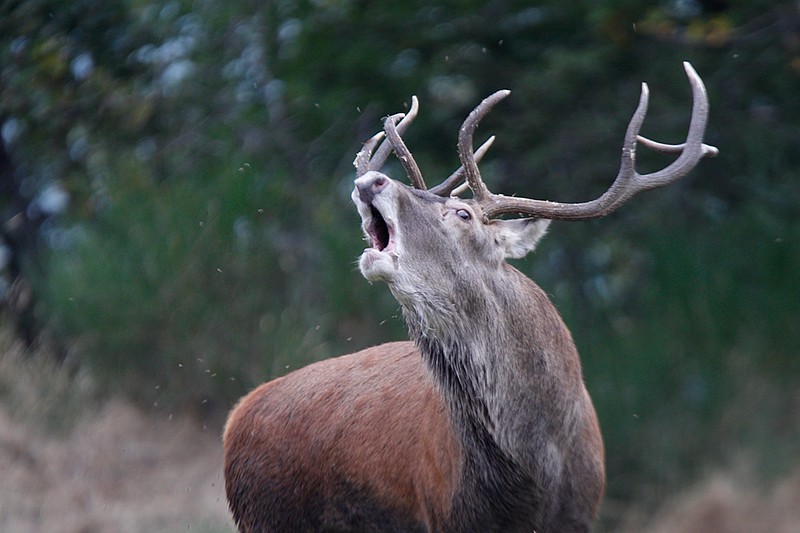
[224,342,461,532]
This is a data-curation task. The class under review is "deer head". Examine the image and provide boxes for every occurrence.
[352,61,717,327]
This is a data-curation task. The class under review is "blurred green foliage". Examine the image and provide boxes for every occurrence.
[2,0,799,527]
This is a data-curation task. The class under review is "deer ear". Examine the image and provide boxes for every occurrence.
[492,218,551,259]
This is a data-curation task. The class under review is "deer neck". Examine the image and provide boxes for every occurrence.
[401,265,584,470]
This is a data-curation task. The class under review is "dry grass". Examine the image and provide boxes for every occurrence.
[0,332,235,533]
[0,400,234,532]
[618,467,800,533]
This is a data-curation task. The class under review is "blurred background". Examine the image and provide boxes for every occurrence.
[1,0,798,531]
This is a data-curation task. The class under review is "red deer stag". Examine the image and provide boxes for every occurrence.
[224,62,717,532]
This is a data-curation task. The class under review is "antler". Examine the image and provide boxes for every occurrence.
[354,96,495,195]
[354,96,420,179]
[460,61,718,220]
[429,135,495,196]
[383,108,427,189]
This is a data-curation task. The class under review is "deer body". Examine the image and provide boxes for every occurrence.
[224,63,716,532]
[224,342,460,532]
[224,253,604,532]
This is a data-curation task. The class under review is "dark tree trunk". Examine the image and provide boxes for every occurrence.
[0,119,64,361]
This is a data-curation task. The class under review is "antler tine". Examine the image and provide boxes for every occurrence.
[384,110,427,189]
[635,135,719,158]
[621,61,711,192]
[475,62,718,220]
[367,96,420,174]
[354,130,385,176]
[458,90,511,203]
[429,135,496,197]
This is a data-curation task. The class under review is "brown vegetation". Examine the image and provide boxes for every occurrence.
[0,398,233,532]
[621,468,800,533]
[0,336,234,533]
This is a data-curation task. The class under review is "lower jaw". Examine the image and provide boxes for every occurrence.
[359,250,396,281]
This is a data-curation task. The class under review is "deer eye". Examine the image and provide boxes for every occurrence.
[455,209,471,221]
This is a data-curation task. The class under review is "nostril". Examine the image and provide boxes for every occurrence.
[357,174,389,203]
[372,176,387,192]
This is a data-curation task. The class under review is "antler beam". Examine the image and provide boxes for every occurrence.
[383,110,426,190]
[461,62,718,220]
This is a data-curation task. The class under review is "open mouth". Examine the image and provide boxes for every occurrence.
[367,204,393,251]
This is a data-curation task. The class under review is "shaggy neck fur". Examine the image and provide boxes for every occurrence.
[399,263,586,528]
